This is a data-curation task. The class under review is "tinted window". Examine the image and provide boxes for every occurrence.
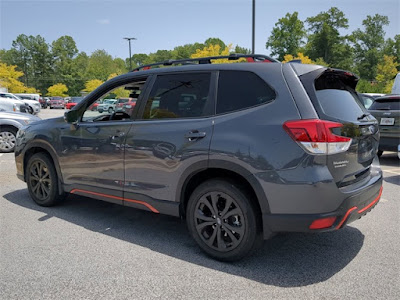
[369,99,400,110]
[143,73,211,119]
[216,71,275,114]
[314,74,365,122]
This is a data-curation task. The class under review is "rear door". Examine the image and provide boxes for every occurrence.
[300,69,380,187]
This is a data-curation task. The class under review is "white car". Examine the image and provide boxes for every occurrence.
[0,98,19,112]
[0,92,41,114]
[0,95,28,113]
[97,99,118,113]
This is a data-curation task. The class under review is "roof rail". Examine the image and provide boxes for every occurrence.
[131,53,279,72]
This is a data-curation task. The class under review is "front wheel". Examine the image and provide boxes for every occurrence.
[186,179,262,261]
[27,106,34,114]
[26,153,65,206]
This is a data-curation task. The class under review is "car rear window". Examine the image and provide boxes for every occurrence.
[369,99,400,110]
[216,71,276,114]
[313,72,366,122]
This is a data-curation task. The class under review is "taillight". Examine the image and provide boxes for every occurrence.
[283,119,352,155]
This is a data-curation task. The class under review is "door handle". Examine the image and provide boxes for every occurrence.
[185,130,206,141]
[111,132,125,140]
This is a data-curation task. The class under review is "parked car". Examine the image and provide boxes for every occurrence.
[49,97,65,109]
[97,99,117,113]
[65,97,84,110]
[0,110,41,152]
[14,54,383,261]
[0,95,28,113]
[0,92,38,114]
[359,93,375,109]
[0,98,19,113]
[116,98,137,115]
[368,94,400,156]
[39,97,48,109]
[14,93,41,102]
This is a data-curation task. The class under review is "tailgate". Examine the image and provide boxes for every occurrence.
[300,69,380,186]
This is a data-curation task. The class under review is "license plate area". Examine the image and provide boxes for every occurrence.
[380,117,395,125]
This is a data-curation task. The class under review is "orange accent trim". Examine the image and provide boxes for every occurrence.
[358,187,383,214]
[70,189,159,213]
[336,206,358,229]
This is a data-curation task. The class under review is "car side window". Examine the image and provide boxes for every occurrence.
[142,73,211,119]
[216,71,276,114]
[81,80,146,122]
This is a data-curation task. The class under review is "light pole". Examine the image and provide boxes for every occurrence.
[124,37,136,70]
[252,0,255,54]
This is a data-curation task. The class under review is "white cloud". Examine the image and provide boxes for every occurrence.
[97,19,110,25]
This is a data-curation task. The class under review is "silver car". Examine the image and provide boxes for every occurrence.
[0,110,41,152]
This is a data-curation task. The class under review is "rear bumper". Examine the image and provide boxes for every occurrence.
[262,175,383,237]
[379,136,399,152]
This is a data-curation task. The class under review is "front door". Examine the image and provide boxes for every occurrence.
[123,72,215,212]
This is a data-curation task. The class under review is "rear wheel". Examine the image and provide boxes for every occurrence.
[186,179,262,261]
[0,126,17,153]
[26,153,65,206]
[108,107,114,113]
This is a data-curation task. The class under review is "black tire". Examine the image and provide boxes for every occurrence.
[108,107,114,114]
[186,179,262,261]
[27,106,34,114]
[0,126,18,153]
[377,150,383,157]
[26,153,65,207]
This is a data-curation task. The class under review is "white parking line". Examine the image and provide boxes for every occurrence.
[382,169,400,175]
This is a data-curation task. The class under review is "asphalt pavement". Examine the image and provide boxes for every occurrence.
[0,108,399,299]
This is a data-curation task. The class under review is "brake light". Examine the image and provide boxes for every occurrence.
[283,119,352,155]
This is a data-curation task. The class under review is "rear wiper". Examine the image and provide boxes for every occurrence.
[357,113,371,120]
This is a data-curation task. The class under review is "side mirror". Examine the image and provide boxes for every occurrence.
[64,110,79,126]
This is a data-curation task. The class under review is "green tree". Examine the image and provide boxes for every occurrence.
[204,38,226,49]
[47,83,68,97]
[172,43,205,60]
[85,49,115,81]
[383,35,400,71]
[8,34,54,93]
[266,12,306,61]
[52,36,80,95]
[305,7,351,69]
[234,45,251,55]
[351,14,390,80]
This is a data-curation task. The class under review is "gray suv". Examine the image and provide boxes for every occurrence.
[14,54,383,261]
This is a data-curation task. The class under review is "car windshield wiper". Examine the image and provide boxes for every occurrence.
[357,113,371,120]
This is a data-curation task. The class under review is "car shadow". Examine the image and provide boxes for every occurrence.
[4,189,365,288]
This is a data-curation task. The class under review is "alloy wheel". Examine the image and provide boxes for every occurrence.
[29,160,52,201]
[194,191,245,252]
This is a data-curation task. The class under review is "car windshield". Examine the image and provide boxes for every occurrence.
[52,97,63,100]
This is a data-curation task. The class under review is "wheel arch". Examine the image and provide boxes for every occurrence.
[23,141,64,195]
[178,160,271,220]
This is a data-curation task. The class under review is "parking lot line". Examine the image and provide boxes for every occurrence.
[382,169,400,175]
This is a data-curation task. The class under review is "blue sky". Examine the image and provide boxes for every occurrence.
[0,0,399,59]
